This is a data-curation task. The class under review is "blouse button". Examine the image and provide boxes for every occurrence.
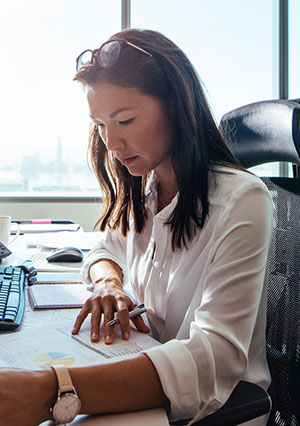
[153,261,160,268]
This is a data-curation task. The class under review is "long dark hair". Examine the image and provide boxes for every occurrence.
[74,29,242,250]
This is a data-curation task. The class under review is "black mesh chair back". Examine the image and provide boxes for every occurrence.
[262,177,300,426]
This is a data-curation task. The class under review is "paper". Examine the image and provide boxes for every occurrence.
[0,322,160,369]
[28,284,90,309]
[21,301,79,332]
[71,325,158,361]
[34,272,82,284]
[27,231,103,251]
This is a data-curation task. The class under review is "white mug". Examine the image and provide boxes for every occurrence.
[0,216,20,246]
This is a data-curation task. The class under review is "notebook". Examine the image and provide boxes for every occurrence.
[28,283,90,309]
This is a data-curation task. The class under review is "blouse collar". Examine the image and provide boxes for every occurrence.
[145,172,179,219]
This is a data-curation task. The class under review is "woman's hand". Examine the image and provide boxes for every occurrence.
[0,368,56,426]
[72,260,149,343]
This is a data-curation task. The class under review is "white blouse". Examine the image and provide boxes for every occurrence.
[81,167,274,425]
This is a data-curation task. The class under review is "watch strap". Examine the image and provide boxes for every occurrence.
[51,365,74,393]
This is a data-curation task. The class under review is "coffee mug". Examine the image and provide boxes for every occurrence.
[0,216,20,246]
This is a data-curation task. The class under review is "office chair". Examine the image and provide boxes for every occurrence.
[200,98,300,426]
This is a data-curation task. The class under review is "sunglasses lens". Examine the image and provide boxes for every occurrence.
[98,40,121,68]
[77,50,93,70]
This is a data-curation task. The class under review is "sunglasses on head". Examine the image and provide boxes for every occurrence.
[76,39,152,71]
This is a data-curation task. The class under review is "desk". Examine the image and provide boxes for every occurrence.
[0,235,169,426]
[39,408,168,426]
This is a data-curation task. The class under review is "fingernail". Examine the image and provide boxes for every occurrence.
[91,332,98,341]
[123,332,129,340]
[105,335,112,344]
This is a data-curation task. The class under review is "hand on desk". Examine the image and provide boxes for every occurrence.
[72,278,149,344]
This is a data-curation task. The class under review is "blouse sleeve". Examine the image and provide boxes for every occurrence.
[144,181,274,424]
[80,229,128,287]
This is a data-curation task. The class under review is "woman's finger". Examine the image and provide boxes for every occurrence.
[90,304,102,342]
[116,299,131,340]
[131,315,150,333]
[72,304,90,335]
[128,301,149,333]
[103,304,116,345]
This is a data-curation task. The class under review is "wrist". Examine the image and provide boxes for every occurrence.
[94,277,123,290]
[50,366,81,424]
[90,259,123,286]
[31,368,58,423]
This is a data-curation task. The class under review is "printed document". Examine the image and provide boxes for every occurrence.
[0,322,160,369]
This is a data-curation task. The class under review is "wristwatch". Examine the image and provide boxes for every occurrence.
[51,365,81,425]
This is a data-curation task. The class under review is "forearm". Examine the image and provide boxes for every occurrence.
[0,355,168,426]
[0,368,58,426]
[66,354,169,415]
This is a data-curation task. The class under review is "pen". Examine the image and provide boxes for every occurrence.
[106,304,147,327]
[12,219,75,224]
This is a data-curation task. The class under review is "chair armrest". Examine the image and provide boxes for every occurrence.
[195,381,271,426]
[172,381,271,426]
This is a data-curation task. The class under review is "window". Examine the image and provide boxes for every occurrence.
[0,0,297,195]
[132,0,274,122]
[0,0,121,195]
[132,0,279,177]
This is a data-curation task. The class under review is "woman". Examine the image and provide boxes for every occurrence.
[0,29,273,426]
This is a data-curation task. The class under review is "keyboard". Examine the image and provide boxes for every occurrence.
[0,265,26,331]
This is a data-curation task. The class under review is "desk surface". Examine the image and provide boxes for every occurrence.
[1,235,169,426]
[40,408,168,426]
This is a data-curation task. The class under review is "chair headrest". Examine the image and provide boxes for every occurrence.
[220,99,300,168]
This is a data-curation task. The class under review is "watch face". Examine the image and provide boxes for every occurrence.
[53,393,81,424]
